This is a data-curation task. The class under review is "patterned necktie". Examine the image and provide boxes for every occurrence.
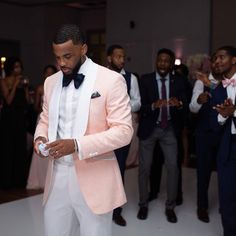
[160,78,168,129]
[62,73,85,89]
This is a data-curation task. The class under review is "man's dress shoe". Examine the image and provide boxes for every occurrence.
[165,209,177,223]
[112,213,127,226]
[137,206,148,220]
[197,208,209,223]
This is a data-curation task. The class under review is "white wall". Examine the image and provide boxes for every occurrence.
[211,0,236,52]
[106,0,211,75]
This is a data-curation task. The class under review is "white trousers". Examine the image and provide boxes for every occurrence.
[44,163,112,236]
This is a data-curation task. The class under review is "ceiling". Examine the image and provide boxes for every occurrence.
[1,0,106,9]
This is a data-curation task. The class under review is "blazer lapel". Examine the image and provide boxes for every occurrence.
[48,71,63,141]
[72,58,98,139]
[150,73,159,100]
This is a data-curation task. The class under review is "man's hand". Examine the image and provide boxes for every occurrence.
[214,99,236,118]
[34,136,48,158]
[197,92,210,104]
[195,71,211,87]
[168,97,183,108]
[153,99,167,109]
[47,139,76,160]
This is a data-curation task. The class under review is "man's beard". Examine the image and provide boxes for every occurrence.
[62,57,82,81]
[110,61,122,73]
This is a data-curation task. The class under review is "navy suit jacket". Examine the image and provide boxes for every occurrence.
[210,83,236,163]
[137,72,188,140]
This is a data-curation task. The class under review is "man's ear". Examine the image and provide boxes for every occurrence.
[81,44,88,56]
[232,56,236,66]
[107,56,112,64]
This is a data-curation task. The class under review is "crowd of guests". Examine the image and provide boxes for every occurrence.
[106,44,236,236]
[0,44,236,236]
[0,58,57,190]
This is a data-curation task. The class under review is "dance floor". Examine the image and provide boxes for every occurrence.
[0,167,222,236]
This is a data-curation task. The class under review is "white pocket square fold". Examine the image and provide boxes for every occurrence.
[91,91,101,99]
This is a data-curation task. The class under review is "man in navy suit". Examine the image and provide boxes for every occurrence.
[210,46,236,236]
[189,56,222,223]
[137,48,187,223]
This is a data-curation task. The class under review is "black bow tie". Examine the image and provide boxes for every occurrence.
[62,73,85,89]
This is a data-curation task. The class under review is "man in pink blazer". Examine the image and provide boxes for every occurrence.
[34,24,133,236]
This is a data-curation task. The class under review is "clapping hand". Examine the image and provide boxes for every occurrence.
[195,71,211,87]
[214,98,236,118]
[168,97,183,108]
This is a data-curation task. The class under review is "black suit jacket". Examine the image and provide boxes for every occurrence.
[137,72,188,140]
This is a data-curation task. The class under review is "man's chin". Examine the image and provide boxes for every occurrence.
[158,72,168,77]
[62,70,72,75]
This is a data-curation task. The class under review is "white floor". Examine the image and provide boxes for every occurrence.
[0,167,223,236]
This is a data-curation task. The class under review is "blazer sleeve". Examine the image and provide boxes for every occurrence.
[34,79,49,141]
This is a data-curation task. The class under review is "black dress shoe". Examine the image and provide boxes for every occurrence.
[197,208,209,223]
[112,213,127,226]
[165,209,177,223]
[137,206,148,220]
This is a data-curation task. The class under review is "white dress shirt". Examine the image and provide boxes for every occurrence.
[156,72,171,121]
[189,73,218,113]
[218,73,236,134]
[120,68,141,112]
[56,59,88,165]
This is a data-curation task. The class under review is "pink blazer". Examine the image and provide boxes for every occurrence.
[35,60,133,214]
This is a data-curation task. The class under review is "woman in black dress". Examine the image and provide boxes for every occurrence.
[0,57,29,188]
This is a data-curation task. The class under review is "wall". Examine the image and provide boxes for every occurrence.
[211,0,236,52]
[0,3,46,85]
[106,0,211,75]
[0,3,106,86]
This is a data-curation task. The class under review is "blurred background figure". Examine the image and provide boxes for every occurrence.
[0,57,29,189]
[189,55,222,223]
[27,65,57,190]
[107,44,141,226]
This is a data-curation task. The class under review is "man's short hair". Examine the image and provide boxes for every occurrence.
[217,45,236,57]
[4,57,23,76]
[53,24,86,45]
[107,44,123,56]
[157,48,176,63]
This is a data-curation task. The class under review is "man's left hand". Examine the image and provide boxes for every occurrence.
[46,139,76,159]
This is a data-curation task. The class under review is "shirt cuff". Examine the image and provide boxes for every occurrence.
[218,114,228,125]
[34,135,48,142]
[190,101,202,113]
[75,138,83,160]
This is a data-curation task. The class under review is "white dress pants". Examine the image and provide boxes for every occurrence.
[44,163,112,236]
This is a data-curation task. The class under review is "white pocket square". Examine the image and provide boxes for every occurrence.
[91,91,101,99]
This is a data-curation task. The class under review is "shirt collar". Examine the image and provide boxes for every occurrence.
[78,56,88,75]
[120,68,126,75]
[209,73,219,83]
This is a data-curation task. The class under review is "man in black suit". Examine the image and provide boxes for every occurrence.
[137,48,187,223]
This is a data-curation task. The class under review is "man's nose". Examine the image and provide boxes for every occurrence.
[58,58,66,67]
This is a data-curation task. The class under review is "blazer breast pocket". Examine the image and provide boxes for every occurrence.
[91,91,101,99]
